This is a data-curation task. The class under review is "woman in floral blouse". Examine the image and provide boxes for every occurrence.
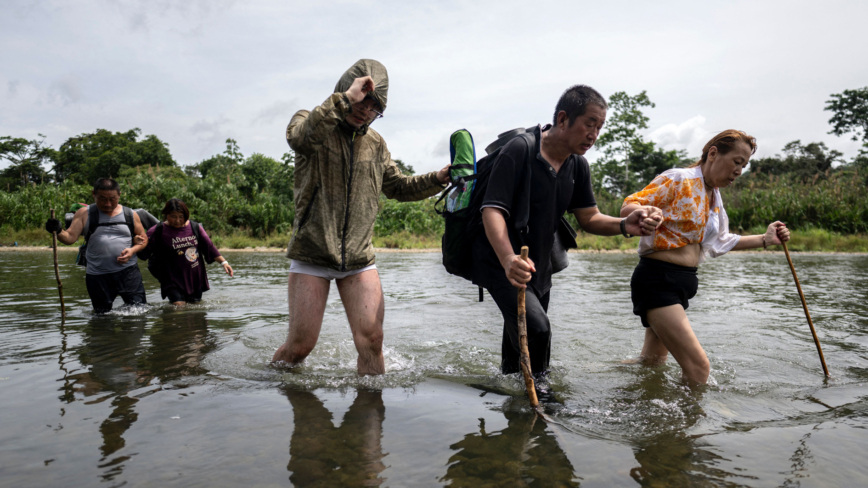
[621,130,790,384]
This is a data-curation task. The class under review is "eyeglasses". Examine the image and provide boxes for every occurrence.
[353,101,384,120]
[369,106,384,120]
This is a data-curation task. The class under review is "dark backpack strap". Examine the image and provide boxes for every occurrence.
[153,222,164,245]
[153,222,167,262]
[84,205,100,242]
[122,206,136,243]
[146,222,167,284]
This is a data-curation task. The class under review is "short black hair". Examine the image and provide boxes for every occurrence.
[93,177,120,193]
[161,198,190,221]
[552,85,608,126]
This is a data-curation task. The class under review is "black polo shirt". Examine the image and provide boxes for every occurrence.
[472,125,597,295]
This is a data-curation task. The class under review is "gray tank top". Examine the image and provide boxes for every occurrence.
[84,207,137,275]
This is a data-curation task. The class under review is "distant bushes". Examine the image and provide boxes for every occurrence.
[0,168,295,237]
[374,196,443,237]
[726,169,868,234]
[0,170,444,243]
[3,157,866,249]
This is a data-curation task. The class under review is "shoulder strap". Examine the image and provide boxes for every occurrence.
[84,205,99,242]
[154,222,164,244]
[513,130,538,235]
[122,206,135,241]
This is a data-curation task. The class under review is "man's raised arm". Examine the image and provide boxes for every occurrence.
[46,206,87,245]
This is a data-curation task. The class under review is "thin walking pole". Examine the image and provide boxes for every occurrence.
[50,209,66,318]
[517,246,539,408]
[782,241,829,377]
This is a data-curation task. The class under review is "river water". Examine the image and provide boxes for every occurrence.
[0,250,866,487]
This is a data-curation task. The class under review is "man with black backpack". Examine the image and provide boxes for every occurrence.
[473,85,662,386]
[45,177,149,313]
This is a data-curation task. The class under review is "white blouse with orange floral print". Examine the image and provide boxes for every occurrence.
[623,166,741,264]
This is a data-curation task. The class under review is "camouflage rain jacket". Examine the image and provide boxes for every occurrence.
[286,59,445,271]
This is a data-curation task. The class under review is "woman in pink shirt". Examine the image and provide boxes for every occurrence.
[142,199,234,306]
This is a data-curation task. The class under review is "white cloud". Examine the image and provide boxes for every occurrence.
[648,115,710,157]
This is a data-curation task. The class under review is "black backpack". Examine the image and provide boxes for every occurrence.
[144,221,215,284]
[75,205,136,267]
[436,127,577,301]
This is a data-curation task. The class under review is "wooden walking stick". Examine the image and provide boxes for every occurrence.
[517,246,539,408]
[50,209,66,318]
[782,241,829,377]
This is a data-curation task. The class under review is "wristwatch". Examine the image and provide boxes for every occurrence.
[620,218,633,238]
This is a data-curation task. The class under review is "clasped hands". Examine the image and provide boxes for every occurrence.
[624,206,663,237]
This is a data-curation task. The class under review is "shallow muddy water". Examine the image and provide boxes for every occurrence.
[1,250,866,487]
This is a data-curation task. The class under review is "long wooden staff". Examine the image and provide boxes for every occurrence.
[782,241,829,377]
[517,246,539,408]
[50,209,66,318]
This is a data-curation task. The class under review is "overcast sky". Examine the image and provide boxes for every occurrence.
[2,0,867,174]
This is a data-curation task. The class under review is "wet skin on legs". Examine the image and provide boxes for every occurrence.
[639,303,711,385]
[273,269,385,375]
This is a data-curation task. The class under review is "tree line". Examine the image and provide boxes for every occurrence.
[1,86,866,239]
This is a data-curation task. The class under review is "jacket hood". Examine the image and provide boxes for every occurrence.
[334,59,389,113]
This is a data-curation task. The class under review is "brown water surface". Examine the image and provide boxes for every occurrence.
[0,251,866,487]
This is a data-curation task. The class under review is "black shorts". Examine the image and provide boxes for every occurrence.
[630,257,698,328]
[85,265,147,313]
[164,287,203,304]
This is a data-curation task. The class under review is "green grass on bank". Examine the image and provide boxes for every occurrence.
[372,231,441,249]
[2,225,865,253]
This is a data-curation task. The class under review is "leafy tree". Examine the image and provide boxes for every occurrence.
[193,138,244,183]
[240,151,295,202]
[628,140,688,185]
[274,151,296,201]
[748,140,843,182]
[53,128,176,184]
[591,91,683,197]
[592,139,684,197]
[118,164,187,181]
[241,153,281,191]
[593,91,656,196]
[393,159,415,175]
[0,134,55,190]
[825,86,868,152]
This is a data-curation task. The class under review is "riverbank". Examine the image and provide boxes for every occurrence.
[2,227,866,252]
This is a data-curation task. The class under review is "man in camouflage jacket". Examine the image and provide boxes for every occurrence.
[272,59,450,375]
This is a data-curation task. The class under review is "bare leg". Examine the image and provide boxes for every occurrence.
[634,327,669,365]
[172,301,186,307]
[335,269,385,376]
[645,304,710,384]
[272,272,330,365]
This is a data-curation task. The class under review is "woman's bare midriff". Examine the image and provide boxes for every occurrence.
[644,243,701,268]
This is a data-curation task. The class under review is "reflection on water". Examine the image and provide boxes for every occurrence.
[1,251,867,487]
[618,368,732,487]
[442,399,579,487]
[60,311,215,480]
[284,388,387,487]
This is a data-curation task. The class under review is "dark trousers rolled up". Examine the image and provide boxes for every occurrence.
[486,281,551,375]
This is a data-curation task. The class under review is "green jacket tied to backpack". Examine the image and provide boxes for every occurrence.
[286,59,445,271]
